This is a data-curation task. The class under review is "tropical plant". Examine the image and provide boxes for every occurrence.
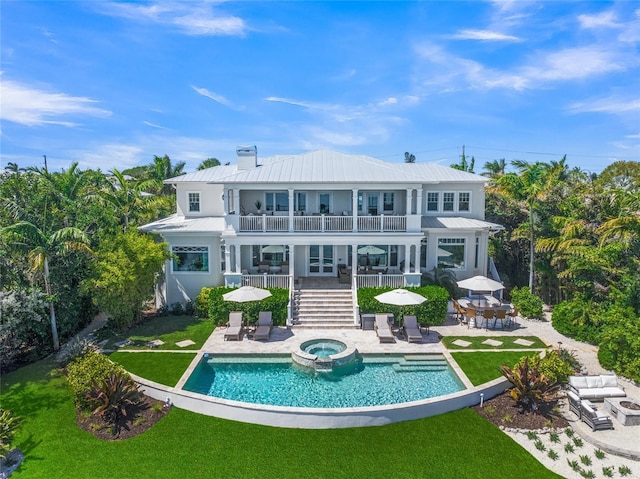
[499,356,559,414]
[66,351,118,410]
[482,158,506,179]
[404,152,416,163]
[421,266,459,298]
[509,286,543,320]
[87,369,143,433]
[197,158,221,170]
[0,409,21,459]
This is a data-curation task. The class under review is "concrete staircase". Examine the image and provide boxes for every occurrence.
[293,289,357,329]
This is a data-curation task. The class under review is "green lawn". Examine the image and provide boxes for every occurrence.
[102,315,215,350]
[108,351,197,386]
[442,335,548,350]
[1,358,562,479]
[451,351,532,386]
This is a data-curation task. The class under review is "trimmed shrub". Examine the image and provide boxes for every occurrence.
[598,306,640,383]
[208,287,289,326]
[551,299,601,345]
[357,285,449,326]
[66,351,121,410]
[510,286,544,320]
[195,287,215,317]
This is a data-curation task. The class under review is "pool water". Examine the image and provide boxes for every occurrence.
[182,354,464,408]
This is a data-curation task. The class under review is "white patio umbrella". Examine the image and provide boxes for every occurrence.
[357,245,385,255]
[456,275,505,293]
[222,286,272,303]
[374,289,427,306]
[261,245,285,254]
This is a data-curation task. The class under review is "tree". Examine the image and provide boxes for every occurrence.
[495,160,555,290]
[451,147,475,173]
[482,159,506,179]
[403,152,416,164]
[85,231,170,329]
[0,221,92,350]
[150,155,185,195]
[197,158,221,170]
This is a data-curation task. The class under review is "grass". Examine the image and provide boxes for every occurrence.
[450,351,528,386]
[108,352,197,386]
[102,315,215,350]
[1,358,563,479]
[442,335,548,350]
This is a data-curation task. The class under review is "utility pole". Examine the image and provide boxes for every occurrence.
[43,154,48,172]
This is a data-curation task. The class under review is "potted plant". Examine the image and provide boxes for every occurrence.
[255,200,262,214]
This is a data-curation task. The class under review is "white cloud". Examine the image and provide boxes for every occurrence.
[143,121,167,129]
[449,29,521,42]
[0,78,111,126]
[192,86,235,108]
[95,2,246,36]
[524,47,629,82]
[578,11,619,29]
[568,96,640,115]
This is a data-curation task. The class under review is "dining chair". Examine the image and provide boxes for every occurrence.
[465,307,477,329]
[482,309,495,330]
[494,308,507,329]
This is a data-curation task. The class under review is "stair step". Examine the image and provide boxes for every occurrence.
[397,358,448,367]
[392,364,449,372]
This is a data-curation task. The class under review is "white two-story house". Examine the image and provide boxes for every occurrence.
[140,147,502,314]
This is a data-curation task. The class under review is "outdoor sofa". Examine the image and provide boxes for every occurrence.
[568,375,626,401]
[567,391,614,431]
[253,311,273,341]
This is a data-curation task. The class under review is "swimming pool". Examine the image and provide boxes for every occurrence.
[182,354,465,408]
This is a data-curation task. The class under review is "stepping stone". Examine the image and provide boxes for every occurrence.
[482,339,503,347]
[452,339,472,347]
[514,338,535,347]
[114,339,133,348]
[146,339,165,348]
[175,339,195,348]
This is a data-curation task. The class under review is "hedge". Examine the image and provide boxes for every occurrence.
[205,286,289,326]
[357,285,449,326]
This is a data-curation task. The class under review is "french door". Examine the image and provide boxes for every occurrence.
[308,245,334,276]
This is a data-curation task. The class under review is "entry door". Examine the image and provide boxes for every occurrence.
[309,245,334,276]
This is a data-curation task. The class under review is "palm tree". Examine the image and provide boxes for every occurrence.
[151,155,185,195]
[197,158,221,170]
[598,188,640,247]
[404,152,416,163]
[4,162,25,173]
[0,220,92,350]
[496,160,555,290]
[482,159,506,179]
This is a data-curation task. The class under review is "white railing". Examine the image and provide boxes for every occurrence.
[239,214,405,233]
[242,274,290,289]
[355,274,405,288]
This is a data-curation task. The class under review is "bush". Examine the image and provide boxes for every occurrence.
[195,287,215,317]
[551,299,601,345]
[171,302,184,315]
[598,306,640,383]
[0,409,21,459]
[207,287,289,326]
[357,285,449,326]
[56,337,99,367]
[516,350,575,386]
[66,351,121,410]
[510,286,544,320]
[499,356,559,414]
[184,300,195,316]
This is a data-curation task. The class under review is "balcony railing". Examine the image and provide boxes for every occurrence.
[238,214,406,233]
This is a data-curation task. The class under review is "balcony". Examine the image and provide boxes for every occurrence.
[237,214,408,233]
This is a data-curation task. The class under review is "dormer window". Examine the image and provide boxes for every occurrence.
[188,192,200,213]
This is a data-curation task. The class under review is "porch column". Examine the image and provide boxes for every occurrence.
[416,188,423,216]
[406,189,412,215]
[288,189,294,232]
[234,244,241,273]
[403,244,410,274]
[233,189,240,215]
[352,189,358,232]
[351,244,358,274]
[224,241,231,274]
[414,240,421,273]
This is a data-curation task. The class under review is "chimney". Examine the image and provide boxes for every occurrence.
[236,145,257,170]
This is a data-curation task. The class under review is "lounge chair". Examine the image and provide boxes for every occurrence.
[580,400,614,431]
[567,391,582,418]
[253,311,273,341]
[374,314,395,343]
[403,315,423,343]
[224,311,244,341]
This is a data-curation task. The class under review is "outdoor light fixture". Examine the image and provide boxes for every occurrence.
[480,393,484,407]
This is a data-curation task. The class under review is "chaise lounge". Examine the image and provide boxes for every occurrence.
[253,311,273,341]
[402,315,423,343]
[568,375,626,401]
[375,314,395,343]
[224,311,244,341]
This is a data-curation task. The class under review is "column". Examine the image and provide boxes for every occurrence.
[351,244,358,274]
[233,189,240,215]
[352,189,358,232]
[288,189,294,232]
[406,189,412,215]
[403,245,410,274]
[416,188,423,216]
[224,242,231,274]
[234,244,241,273]
[414,240,421,274]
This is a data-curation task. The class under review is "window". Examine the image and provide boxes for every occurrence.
[420,238,428,269]
[172,246,209,272]
[383,192,394,213]
[437,238,465,269]
[188,192,200,213]
[474,237,479,269]
[294,192,306,212]
[427,192,439,211]
[443,192,455,212]
[319,193,331,214]
[367,194,378,215]
[265,192,288,212]
[459,192,470,212]
[358,191,364,213]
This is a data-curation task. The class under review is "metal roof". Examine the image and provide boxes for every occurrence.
[421,216,504,230]
[138,214,227,234]
[164,150,487,185]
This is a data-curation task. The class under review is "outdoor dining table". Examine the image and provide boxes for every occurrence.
[457,297,512,329]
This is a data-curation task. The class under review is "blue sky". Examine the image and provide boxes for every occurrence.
[1,1,639,174]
